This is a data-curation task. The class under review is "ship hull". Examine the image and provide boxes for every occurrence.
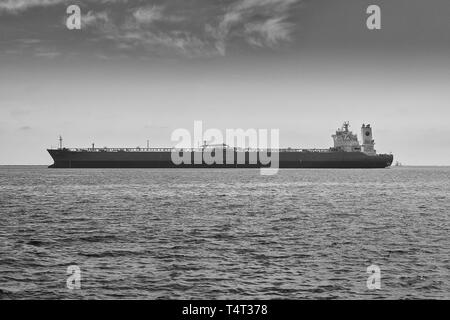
[47,150,393,169]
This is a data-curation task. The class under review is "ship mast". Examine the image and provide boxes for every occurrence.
[342,121,350,132]
[59,135,63,149]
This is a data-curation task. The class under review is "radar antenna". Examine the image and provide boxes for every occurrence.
[342,121,350,132]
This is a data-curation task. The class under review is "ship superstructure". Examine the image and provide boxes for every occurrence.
[332,121,362,152]
[331,121,377,155]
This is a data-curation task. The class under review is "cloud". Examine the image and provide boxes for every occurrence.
[133,5,164,24]
[34,51,61,58]
[95,4,212,58]
[0,0,67,13]
[130,4,184,28]
[0,0,124,14]
[234,0,298,12]
[1,0,301,59]
[112,29,213,58]
[206,0,300,55]
[82,10,109,28]
[116,0,300,57]
[244,17,293,47]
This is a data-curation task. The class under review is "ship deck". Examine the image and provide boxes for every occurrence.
[52,147,332,153]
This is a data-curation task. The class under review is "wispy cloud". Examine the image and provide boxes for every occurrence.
[34,50,61,58]
[206,0,300,55]
[109,0,300,57]
[82,10,109,28]
[132,5,184,24]
[244,17,293,48]
[92,4,213,58]
[108,29,213,58]
[133,5,164,24]
[0,0,122,14]
[0,0,67,13]
[1,0,301,58]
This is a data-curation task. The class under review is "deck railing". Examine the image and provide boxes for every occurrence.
[53,147,332,153]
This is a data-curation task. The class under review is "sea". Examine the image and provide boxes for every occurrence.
[0,166,448,299]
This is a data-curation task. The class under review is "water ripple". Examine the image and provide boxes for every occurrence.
[0,166,449,299]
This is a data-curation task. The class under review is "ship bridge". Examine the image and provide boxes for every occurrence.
[332,122,362,152]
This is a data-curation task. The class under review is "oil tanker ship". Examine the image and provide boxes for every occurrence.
[47,122,393,169]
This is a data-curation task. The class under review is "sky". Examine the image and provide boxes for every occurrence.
[0,0,450,165]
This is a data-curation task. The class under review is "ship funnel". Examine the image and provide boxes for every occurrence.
[361,124,376,155]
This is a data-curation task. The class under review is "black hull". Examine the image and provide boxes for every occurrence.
[48,161,390,169]
[48,150,393,169]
